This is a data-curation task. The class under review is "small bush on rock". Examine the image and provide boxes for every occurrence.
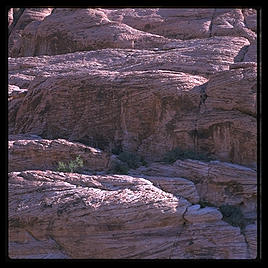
[57,155,84,173]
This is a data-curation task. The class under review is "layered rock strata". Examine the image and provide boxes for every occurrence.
[8,40,256,167]
[8,135,111,173]
[9,170,253,259]
[8,7,258,259]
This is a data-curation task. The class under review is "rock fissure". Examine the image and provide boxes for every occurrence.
[209,8,216,38]
[234,45,250,63]
[169,221,187,259]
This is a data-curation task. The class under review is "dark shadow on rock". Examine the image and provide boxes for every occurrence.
[234,45,250,62]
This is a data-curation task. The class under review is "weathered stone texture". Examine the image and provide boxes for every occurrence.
[8,8,258,259]
[9,170,250,259]
[8,8,256,57]
[132,160,257,221]
[8,36,256,167]
[8,135,111,172]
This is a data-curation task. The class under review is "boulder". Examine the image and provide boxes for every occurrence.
[206,64,256,116]
[171,220,248,259]
[132,159,257,220]
[102,8,214,40]
[8,135,111,172]
[130,175,200,204]
[9,8,173,57]
[8,8,53,57]
[184,204,223,223]
[211,9,256,43]
[8,171,188,258]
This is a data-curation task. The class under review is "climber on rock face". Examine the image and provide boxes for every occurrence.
[199,89,208,110]
[199,89,208,109]
[198,82,208,111]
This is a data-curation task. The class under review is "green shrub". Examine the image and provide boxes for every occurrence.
[57,155,84,173]
[57,161,68,172]
[162,147,215,163]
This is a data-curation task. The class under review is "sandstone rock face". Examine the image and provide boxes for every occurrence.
[244,222,257,258]
[206,64,257,116]
[183,204,223,223]
[8,8,53,56]
[8,135,111,172]
[135,175,200,203]
[8,8,258,259]
[8,36,256,167]
[8,8,256,57]
[9,170,250,259]
[132,160,257,222]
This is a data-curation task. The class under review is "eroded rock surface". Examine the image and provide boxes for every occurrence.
[8,8,256,57]
[8,7,258,259]
[132,160,257,222]
[9,170,250,259]
[8,135,111,172]
[8,38,256,167]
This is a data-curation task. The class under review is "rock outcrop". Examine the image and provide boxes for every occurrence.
[8,8,257,57]
[8,7,258,259]
[131,159,257,223]
[9,170,251,259]
[8,135,111,173]
[8,37,256,167]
